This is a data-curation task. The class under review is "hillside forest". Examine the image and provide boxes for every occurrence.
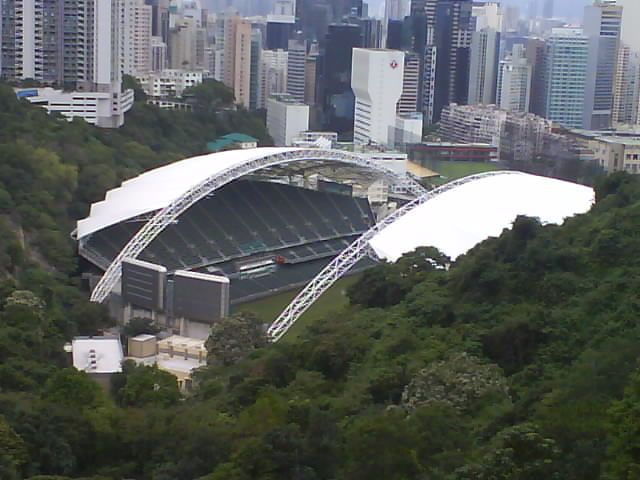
[0,80,640,479]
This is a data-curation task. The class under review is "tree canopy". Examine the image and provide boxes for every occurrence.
[0,79,639,479]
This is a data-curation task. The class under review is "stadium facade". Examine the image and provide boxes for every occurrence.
[77,148,594,341]
[76,147,424,338]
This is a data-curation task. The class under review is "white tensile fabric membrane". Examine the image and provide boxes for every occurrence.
[368,172,595,262]
[76,147,297,239]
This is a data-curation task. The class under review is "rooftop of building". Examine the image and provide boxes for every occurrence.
[268,93,308,105]
[72,336,124,374]
[156,355,204,375]
[130,334,157,342]
[206,133,258,152]
[157,335,207,351]
[569,128,640,140]
[597,137,640,147]
[411,142,497,149]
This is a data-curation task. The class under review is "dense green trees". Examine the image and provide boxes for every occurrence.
[2,78,640,478]
[206,312,268,366]
[0,81,271,274]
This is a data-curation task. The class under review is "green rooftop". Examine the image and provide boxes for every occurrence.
[207,133,258,152]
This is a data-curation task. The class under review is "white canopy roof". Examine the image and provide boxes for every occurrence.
[77,147,298,239]
[368,172,595,262]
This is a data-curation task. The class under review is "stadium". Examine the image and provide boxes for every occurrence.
[76,147,595,340]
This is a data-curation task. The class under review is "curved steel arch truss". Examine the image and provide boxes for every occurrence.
[267,170,521,342]
[90,149,426,303]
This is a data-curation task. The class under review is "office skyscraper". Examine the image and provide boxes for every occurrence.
[468,29,500,105]
[266,15,295,50]
[432,0,474,122]
[542,28,589,129]
[386,0,409,23]
[497,44,532,113]
[351,48,405,145]
[287,38,307,103]
[260,49,288,109]
[397,52,420,115]
[361,18,384,49]
[543,0,554,18]
[583,0,623,130]
[526,38,546,117]
[528,0,539,19]
[322,23,363,135]
[249,29,262,110]
[408,0,436,121]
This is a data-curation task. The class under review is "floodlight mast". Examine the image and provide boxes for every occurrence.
[90,149,426,304]
[267,171,521,342]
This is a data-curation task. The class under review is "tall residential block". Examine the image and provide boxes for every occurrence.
[613,44,640,126]
[221,13,252,108]
[1,0,122,89]
[0,0,36,81]
[583,0,623,130]
[351,48,405,145]
[0,0,133,127]
[122,0,153,77]
[542,28,589,129]
[169,17,199,69]
[497,44,532,113]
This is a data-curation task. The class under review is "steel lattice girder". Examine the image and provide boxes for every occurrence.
[267,171,521,342]
[90,149,426,303]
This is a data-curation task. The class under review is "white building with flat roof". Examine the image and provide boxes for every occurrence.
[267,93,310,146]
[16,87,134,128]
[71,336,124,386]
[394,114,423,146]
[351,48,405,146]
[139,70,203,98]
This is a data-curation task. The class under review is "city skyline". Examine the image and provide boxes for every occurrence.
[2,0,640,137]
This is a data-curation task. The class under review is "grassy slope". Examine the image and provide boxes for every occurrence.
[425,159,501,184]
[235,274,361,341]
